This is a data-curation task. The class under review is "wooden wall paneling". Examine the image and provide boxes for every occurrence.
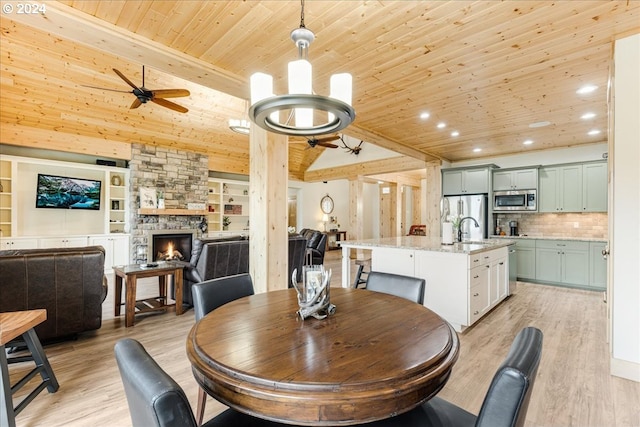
[0,124,132,160]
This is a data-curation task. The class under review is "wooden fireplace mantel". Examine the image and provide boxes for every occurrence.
[137,208,208,216]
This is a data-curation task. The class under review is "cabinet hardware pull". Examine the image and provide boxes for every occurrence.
[473,293,479,297]
[473,310,479,315]
[473,275,479,279]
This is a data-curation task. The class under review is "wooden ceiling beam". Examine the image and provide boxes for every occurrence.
[303,156,434,183]
[3,1,249,99]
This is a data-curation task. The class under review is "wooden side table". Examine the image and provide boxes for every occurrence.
[113,262,184,327]
[326,230,347,250]
[1,310,59,427]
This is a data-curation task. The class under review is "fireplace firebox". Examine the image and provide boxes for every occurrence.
[148,230,195,262]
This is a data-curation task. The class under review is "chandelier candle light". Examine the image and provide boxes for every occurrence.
[248,0,355,136]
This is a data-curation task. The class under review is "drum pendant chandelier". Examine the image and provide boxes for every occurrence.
[248,0,356,136]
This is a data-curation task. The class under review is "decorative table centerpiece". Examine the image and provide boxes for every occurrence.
[291,265,335,321]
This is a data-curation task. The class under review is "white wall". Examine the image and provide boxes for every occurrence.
[289,178,381,239]
[289,179,350,232]
[15,160,107,236]
[611,33,640,381]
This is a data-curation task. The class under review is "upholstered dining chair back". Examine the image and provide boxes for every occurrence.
[475,326,543,427]
[365,271,425,304]
[191,273,255,321]
[353,327,543,427]
[114,338,198,427]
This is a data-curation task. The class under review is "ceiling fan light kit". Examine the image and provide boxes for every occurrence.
[248,0,355,136]
[228,118,251,135]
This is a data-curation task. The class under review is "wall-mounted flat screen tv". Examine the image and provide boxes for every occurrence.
[35,173,102,210]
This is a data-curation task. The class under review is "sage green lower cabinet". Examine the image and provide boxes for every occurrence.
[535,240,589,288]
[589,242,607,290]
[515,239,536,280]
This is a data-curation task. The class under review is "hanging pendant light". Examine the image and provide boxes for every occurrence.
[248,0,355,136]
[229,100,251,135]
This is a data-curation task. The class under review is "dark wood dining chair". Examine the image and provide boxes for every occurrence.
[365,271,426,304]
[191,273,254,425]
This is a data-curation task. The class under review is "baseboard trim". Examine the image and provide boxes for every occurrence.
[611,357,640,382]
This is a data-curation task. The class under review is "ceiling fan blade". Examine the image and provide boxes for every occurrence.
[152,89,190,99]
[313,135,340,144]
[113,68,140,91]
[81,84,132,94]
[316,141,339,148]
[130,98,142,109]
[152,97,188,113]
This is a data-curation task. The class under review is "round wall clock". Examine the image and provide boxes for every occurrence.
[320,194,334,214]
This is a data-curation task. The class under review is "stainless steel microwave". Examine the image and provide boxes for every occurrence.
[493,190,537,211]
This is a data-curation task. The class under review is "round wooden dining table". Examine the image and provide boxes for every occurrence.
[187,287,459,426]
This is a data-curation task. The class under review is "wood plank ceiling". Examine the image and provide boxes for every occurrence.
[1,1,638,178]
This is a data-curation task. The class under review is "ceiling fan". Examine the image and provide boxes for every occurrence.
[304,135,340,149]
[85,66,190,113]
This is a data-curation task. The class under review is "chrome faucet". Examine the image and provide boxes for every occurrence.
[458,216,480,242]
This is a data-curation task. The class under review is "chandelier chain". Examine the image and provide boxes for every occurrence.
[299,0,306,28]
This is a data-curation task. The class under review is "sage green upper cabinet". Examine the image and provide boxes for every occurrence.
[539,161,607,213]
[493,168,538,191]
[582,162,608,212]
[442,166,492,195]
[539,164,583,212]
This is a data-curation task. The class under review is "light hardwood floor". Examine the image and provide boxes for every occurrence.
[8,250,640,427]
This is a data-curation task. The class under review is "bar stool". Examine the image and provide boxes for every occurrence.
[1,310,60,427]
[353,257,371,288]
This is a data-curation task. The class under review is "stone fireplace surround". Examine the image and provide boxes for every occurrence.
[128,144,209,264]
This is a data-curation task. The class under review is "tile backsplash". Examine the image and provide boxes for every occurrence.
[494,212,607,239]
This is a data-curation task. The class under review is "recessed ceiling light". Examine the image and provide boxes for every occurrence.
[437,122,446,129]
[473,147,482,153]
[523,139,534,145]
[451,131,459,137]
[577,85,598,95]
[420,112,430,120]
[529,121,551,128]
[581,112,596,120]
[588,129,601,136]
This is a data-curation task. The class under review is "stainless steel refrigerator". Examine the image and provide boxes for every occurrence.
[441,194,488,241]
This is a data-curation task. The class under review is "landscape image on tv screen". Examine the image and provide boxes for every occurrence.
[35,174,102,210]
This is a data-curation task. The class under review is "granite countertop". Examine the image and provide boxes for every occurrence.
[489,235,607,243]
[339,236,516,255]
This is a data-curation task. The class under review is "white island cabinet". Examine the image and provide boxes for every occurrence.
[340,236,512,332]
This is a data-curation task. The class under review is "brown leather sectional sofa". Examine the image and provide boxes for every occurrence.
[0,246,108,342]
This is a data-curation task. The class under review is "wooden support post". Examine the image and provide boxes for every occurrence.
[425,161,442,239]
[249,126,288,293]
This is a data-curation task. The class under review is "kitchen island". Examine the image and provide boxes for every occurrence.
[340,236,515,332]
